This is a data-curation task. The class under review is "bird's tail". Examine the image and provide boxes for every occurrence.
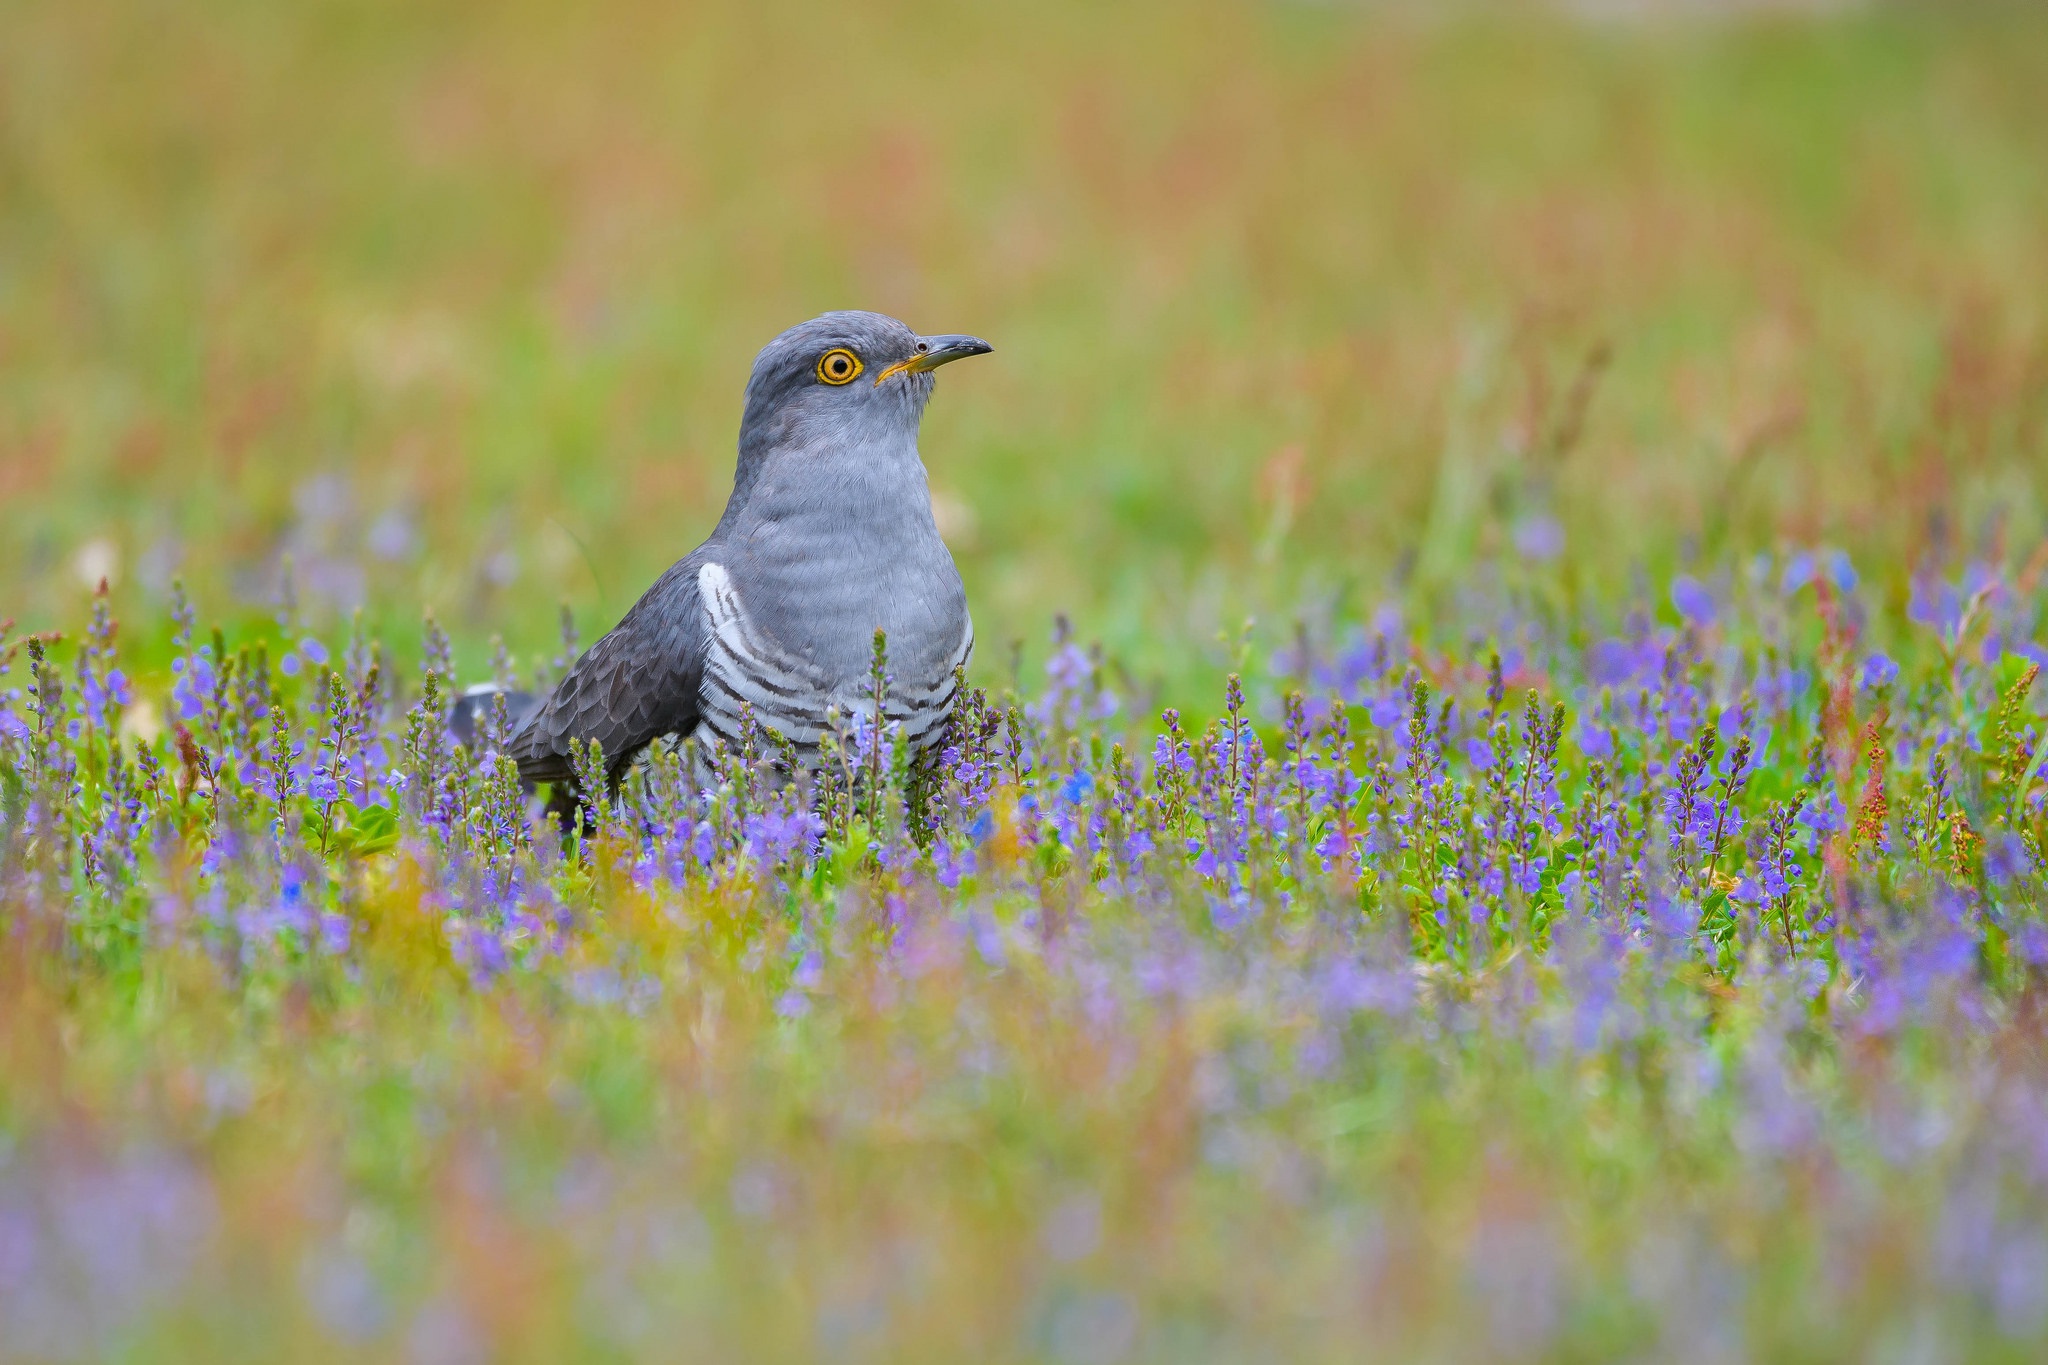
[448,685,587,832]
[447,684,539,751]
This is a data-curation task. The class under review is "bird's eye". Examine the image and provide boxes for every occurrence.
[815,348,863,385]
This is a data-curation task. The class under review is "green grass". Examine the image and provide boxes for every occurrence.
[5,4,2048,1362]
[5,0,2045,690]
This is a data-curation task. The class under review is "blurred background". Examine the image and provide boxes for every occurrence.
[2,0,2044,695]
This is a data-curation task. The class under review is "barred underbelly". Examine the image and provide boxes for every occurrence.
[695,660,962,762]
[692,561,971,789]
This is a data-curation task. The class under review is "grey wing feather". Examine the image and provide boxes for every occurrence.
[507,553,708,786]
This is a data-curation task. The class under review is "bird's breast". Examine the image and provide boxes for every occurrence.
[692,541,972,783]
[729,463,969,681]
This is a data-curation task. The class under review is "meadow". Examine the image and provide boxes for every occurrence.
[4,1,2048,1360]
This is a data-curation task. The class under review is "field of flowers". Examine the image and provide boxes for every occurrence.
[7,0,2048,1361]
[3,554,2046,1361]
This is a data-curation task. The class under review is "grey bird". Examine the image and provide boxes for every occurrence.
[454,311,991,801]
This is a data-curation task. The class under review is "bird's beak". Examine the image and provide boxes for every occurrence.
[874,334,993,385]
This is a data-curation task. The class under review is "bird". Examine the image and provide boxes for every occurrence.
[452,311,991,805]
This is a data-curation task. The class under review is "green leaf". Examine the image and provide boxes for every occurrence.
[350,803,399,854]
[298,794,332,845]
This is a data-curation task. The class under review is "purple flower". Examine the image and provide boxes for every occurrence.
[170,657,214,721]
[1671,576,1716,626]
[1987,835,2032,888]
[1909,577,1964,639]
[1827,550,1858,593]
[1319,956,1413,1018]
[1513,514,1564,562]
[317,913,352,955]
[743,805,822,867]
[1800,792,1846,837]
[1589,638,1650,687]
[776,951,823,1018]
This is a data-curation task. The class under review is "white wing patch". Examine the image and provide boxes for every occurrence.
[697,561,826,747]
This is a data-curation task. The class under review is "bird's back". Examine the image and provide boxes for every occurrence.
[502,554,711,788]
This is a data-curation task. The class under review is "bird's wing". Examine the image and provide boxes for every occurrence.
[508,555,706,786]
[694,560,836,756]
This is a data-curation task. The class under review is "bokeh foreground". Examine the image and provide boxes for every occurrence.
[7,1,2048,1361]
[2,550,2046,1361]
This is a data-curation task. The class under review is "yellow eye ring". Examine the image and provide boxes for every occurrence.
[815,348,863,385]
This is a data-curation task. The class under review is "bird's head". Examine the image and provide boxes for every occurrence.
[736,311,992,461]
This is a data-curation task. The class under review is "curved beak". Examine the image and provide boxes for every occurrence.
[874,334,993,385]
